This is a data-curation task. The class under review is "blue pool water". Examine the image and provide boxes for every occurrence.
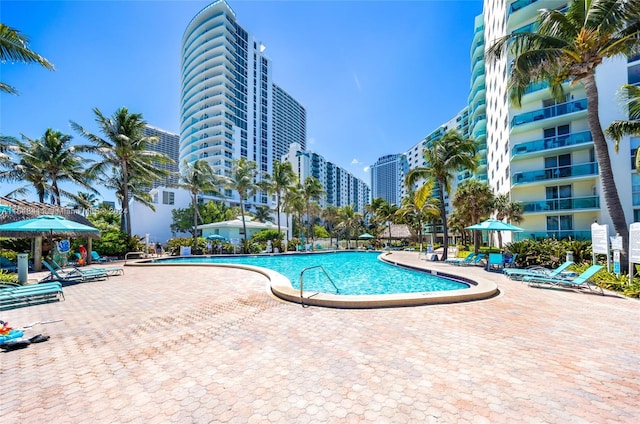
[155,251,468,295]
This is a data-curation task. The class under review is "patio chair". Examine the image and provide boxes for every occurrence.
[524,264,604,295]
[42,260,108,284]
[503,253,518,268]
[91,251,109,262]
[459,253,487,266]
[39,261,87,285]
[503,260,574,281]
[0,256,17,273]
[52,259,123,278]
[444,252,475,265]
[1,282,64,310]
[487,253,505,272]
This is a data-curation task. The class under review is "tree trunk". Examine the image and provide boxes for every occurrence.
[240,197,248,253]
[192,192,198,246]
[276,194,282,241]
[584,74,629,272]
[121,160,131,236]
[438,180,449,260]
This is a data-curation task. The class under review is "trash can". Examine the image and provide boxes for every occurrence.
[17,253,28,284]
[566,251,574,263]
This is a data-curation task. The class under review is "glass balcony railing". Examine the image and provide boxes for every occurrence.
[512,162,598,184]
[521,196,600,213]
[508,0,540,18]
[512,131,592,156]
[513,230,591,241]
[524,81,549,94]
[633,184,640,206]
[511,98,587,127]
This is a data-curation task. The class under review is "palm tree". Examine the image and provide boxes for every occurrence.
[264,160,296,239]
[336,205,362,249]
[22,129,96,206]
[487,0,640,271]
[606,84,640,171]
[227,158,259,249]
[405,129,478,260]
[493,193,524,250]
[68,191,100,213]
[375,200,399,248]
[321,205,340,248]
[71,107,172,236]
[452,180,494,254]
[0,23,54,94]
[396,181,440,252]
[0,135,48,201]
[283,185,304,242]
[253,205,272,223]
[174,160,226,245]
[301,176,325,243]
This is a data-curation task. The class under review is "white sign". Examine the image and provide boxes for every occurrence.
[629,223,640,263]
[610,236,623,251]
[591,223,609,254]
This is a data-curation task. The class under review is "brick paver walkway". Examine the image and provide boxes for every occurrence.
[1,253,639,423]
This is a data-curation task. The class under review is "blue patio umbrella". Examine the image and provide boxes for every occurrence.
[0,215,100,237]
[358,233,375,240]
[206,234,226,241]
[466,219,523,269]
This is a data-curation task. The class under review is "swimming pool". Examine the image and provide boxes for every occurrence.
[153,251,468,295]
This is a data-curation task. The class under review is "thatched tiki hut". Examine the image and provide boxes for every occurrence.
[0,197,101,271]
[379,224,416,247]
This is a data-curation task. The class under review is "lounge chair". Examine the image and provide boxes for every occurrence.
[445,252,475,265]
[503,260,574,281]
[40,260,106,284]
[51,259,123,279]
[524,265,604,295]
[503,253,518,268]
[487,253,504,272]
[90,251,109,262]
[459,253,487,266]
[0,256,17,273]
[0,282,64,310]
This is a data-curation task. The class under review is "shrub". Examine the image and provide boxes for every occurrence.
[0,269,18,284]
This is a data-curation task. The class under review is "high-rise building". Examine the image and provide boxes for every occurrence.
[483,0,635,241]
[283,143,370,212]
[272,83,306,162]
[370,154,406,206]
[143,125,180,188]
[180,0,272,207]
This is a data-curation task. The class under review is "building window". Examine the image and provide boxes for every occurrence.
[162,191,175,205]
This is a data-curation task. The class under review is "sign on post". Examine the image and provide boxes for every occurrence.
[591,223,610,272]
[629,223,640,284]
[610,235,623,277]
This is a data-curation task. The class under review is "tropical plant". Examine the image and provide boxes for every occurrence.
[226,158,259,250]
[493,193,524,250]
[173,160,226,246]
[282,184,303,239]
[396,181,440,251]
[336,205,362,249]
[606,83,640,171]
[68,191,100,213]
[0,23,54,94]
[71,107,173,236]
[321,205,340,247]
[263,160,297,239]
[451,180,494,254]
[405,129,478,260]
[252,205,272,223]
[487,0,640,271]
[300,176,324,242]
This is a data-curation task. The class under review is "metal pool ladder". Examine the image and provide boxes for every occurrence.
[299,265,339,307]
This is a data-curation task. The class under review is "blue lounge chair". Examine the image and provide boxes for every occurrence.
[52,259,124,277]
[0,256,17,273]
[504,260,574,281]
[0,282,64,310]
[459,253,486,266]
[524,265,604,295]
[91,251,109,263]
[41,260,106,284]
[445,252,475,265]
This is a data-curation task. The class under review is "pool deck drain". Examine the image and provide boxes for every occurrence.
[2,253,639,423]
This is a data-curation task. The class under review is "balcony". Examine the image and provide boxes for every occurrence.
[512,162,598,185]
[521,196,600,213]
[508,0,540,17]
[512,130,592,157]
[511,98,587,127]
[513,230,591,241]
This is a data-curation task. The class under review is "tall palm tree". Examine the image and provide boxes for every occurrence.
[375,200,399,248]
[283,185,303,242]
[0,135,48,201]
[321,205,340,248]
[606,83,640,171]
[71,107,172,236]
[488,0,640,271]
[264,160,296,240]
[452,180,494,254]
[253,205,272,223]
[21,129,96,206]
[174,160,226,245]
[301,176,325,242]
[396,181,440,252]
[493,193,524,250]
[0,23,54,94]
[68,191,100,213]
[405,129,478,260]
[336,205,362,249]
[227,158,259,249]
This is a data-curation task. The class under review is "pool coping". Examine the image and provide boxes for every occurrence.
[127,251,499,308]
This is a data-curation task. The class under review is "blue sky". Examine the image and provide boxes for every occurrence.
[1,0,483,203]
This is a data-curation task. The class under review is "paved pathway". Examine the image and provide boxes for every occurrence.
[1,253,639,423]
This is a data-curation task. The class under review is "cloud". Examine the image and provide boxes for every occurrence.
[351,158,362,165]
[363,166,370,173]
[352,72,361,91]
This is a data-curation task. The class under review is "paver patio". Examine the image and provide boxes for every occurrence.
[1,251,639,423]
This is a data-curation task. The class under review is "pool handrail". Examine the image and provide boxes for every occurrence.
[299,265,339,306]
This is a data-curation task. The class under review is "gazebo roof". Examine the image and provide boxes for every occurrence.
[382,224,415,240]
[0,197,100,239]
